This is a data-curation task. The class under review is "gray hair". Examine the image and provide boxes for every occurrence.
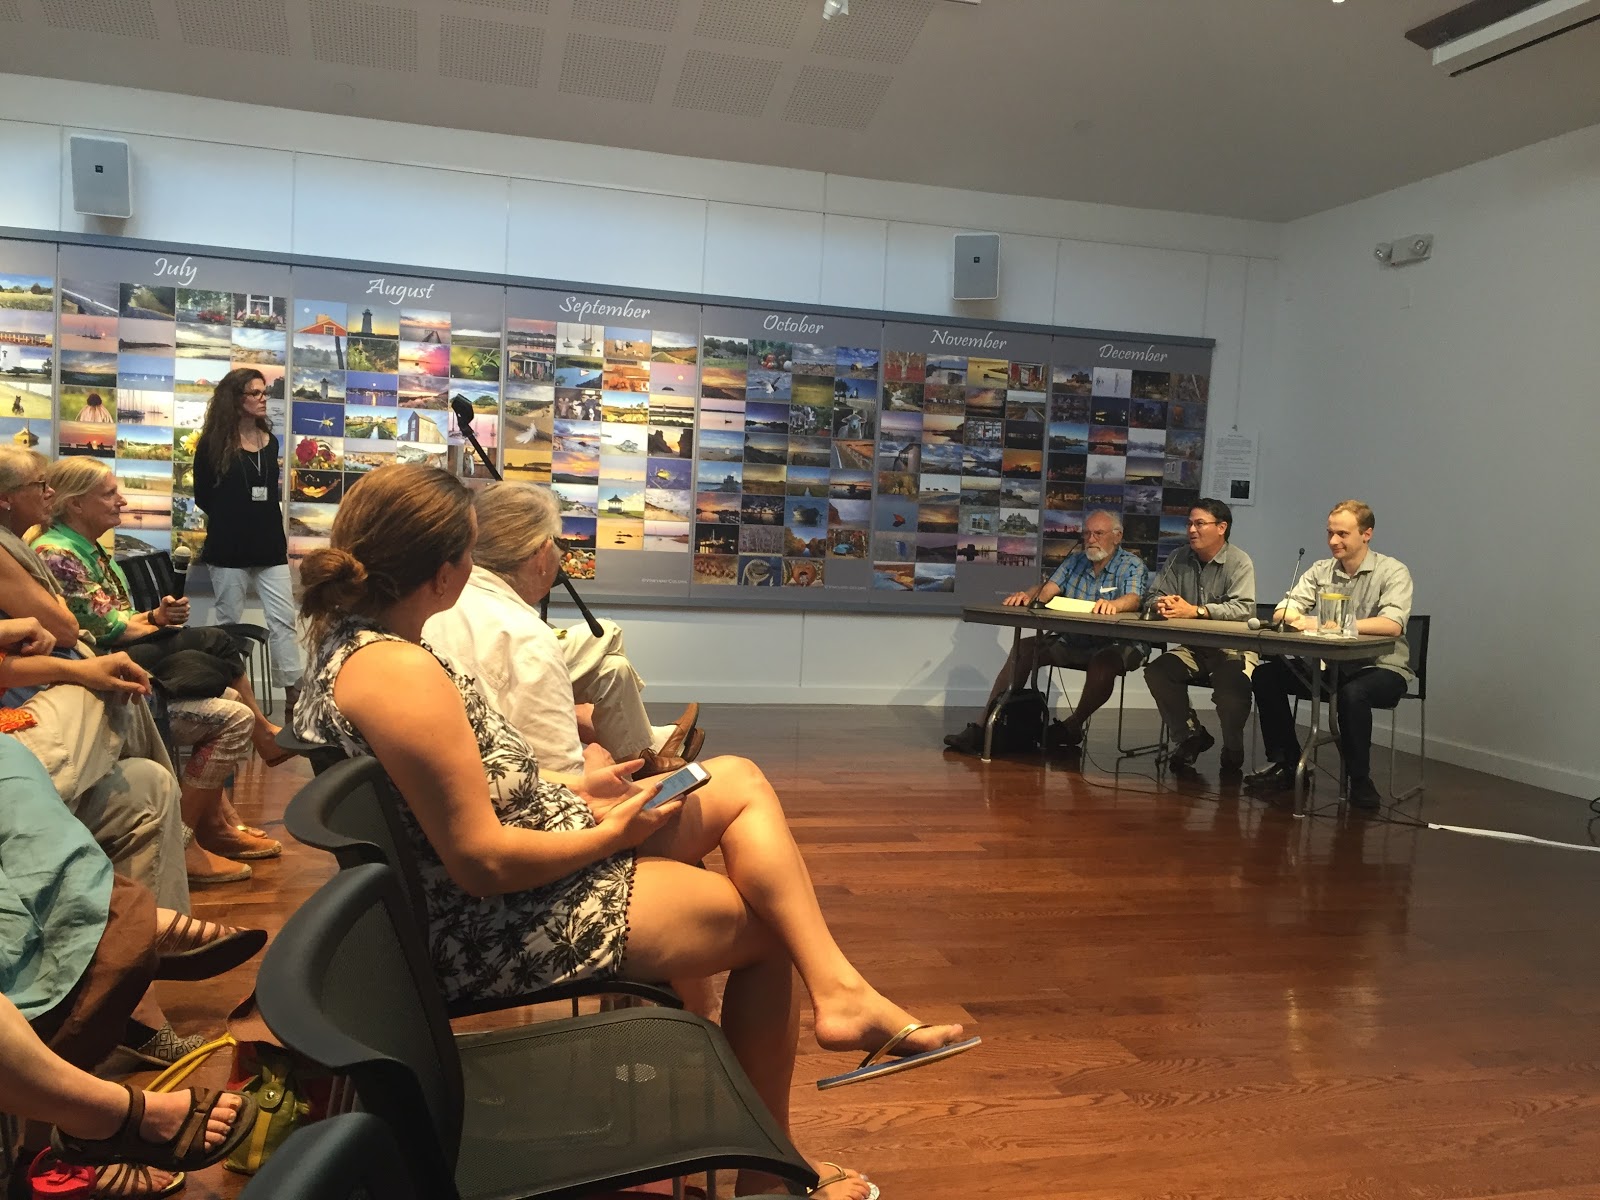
[1085,508,1123,534]
[0,446,47,494]
[471,482,561,576]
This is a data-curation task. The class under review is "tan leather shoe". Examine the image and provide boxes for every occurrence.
[655,702,700,759]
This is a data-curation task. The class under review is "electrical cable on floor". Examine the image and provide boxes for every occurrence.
[1024,669,1592,845]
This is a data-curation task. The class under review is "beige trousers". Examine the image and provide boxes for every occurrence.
[11,687,188,912]
[557,618,654,760]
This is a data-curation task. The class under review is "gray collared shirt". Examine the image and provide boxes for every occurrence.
[1150,542,1256,623]
[1281,551,1413,680]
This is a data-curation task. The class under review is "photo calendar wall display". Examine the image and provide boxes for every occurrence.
[507,287,700,598]
[54,244,291,559]
[0,233,1215,614]
[0,239,57,460]
[1048,335,1215,575]
[692,307,879,599]
[873,322,1053,606]
[285,267,504,582]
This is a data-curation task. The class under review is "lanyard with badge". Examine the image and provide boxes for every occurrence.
[246,442,269,502]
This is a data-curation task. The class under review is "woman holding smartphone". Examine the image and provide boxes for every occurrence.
[294,465,978,1200]
[194,368,303,721]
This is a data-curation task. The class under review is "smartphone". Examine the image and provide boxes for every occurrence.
[643,762,710,810]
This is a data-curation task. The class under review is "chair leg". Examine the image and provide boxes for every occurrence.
[1388,699,1425,803]
[1114,671,1162,759]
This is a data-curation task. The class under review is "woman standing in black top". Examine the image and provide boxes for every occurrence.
[194,368,304,719]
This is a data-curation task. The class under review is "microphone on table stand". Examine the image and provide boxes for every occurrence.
[450,397,605,640]
[1246,546,1305,631]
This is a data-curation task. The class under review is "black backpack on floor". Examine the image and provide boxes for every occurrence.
[986,687,1050,754]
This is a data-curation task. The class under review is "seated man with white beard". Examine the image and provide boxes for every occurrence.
[944,509,1149,755]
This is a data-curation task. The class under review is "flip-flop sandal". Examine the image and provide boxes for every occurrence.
[153,913,267,982]
[92,1162,186,1198]
[816,1022,982,1090]
[811,1162,880,1200]
[53,1082,259,1175]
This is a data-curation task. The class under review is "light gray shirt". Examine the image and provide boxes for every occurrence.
[1281,551,1413,681]
[1150,542,1256,623]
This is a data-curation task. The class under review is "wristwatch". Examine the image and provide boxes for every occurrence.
[1197,605,1209,620]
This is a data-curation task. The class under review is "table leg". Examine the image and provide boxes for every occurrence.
[1292,658,1343,817]
[982,625,1026,763]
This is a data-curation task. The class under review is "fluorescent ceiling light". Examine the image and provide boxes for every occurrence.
[1430,0,1600,74]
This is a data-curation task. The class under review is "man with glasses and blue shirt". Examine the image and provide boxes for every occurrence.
[944,509,1148,755]
[1144,498,1257,778]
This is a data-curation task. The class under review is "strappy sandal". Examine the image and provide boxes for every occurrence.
[53,1082,258,1175]
[153,912,267,982]
[811,1162,880,1200]
[91,1162,186,1198]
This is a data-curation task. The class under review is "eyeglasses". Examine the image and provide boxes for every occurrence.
[1185,519,1219,529]
[16,480,48,494]
[242,389,268,399]
[1083,528,1115,539]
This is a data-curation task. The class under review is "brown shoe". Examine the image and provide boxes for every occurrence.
[636,747,688,778]
[656,702,700,759]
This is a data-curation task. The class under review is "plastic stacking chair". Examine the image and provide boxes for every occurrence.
[1378,614,1430,804]
[273,725,346,776]
[255,863,817,1200]
[283,755,680,1018]
[237,1113,417,1200]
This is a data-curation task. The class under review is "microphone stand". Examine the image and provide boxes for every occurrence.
[451,399,605,639]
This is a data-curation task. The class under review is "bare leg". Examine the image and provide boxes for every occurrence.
[627,755,966,1061]
[179,784,245,878]
[226,672,287,761]
[0,992,242,1166]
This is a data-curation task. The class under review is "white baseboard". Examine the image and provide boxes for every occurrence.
[644,682,1162,709]
[1381,723,1599,799]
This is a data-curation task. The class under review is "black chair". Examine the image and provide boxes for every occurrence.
[238,1113,417,1200]
[255,863,816,1200]
[283,755,680,1018]
[274,725,347,776]
[116,547,276,714]
[1378,613,1429,803]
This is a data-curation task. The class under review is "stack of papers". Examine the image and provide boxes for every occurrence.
[1044,596,1097,614]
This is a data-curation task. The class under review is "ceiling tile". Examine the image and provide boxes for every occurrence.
[461,0,550,12]
[571,0,680,33]
[811,0,932,64]
[693,0,806,48]
[39,0,158,38]
[560,31,666,103]
[174,0,291,55]
[308,0,418,71]
[441,14,544,87]
[784,64,891,130]
[673,48,781,117]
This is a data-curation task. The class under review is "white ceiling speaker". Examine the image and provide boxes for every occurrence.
[1409,0,1600,75]
[69,135,133,219]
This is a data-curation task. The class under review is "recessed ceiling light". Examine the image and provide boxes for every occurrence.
[822,0,848,18]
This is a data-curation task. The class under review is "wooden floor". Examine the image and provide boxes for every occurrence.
[160,705,1600,1200]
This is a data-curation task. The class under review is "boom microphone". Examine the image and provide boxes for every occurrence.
[170,544,192,600]
[450,393,605,640]
[1029,539,1081,609]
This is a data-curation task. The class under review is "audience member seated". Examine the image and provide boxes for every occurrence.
[0,450,192,909]
[423,481,701,780]
[2,727,266,1181]
[944,509,1149,755]
[31,457,289,884]
[293,465,977,1199]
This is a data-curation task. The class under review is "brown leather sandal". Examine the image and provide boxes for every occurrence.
[152,912,267,982]
[52,1083,258,1174]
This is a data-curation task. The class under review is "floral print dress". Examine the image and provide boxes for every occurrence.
[295,615,635,1006]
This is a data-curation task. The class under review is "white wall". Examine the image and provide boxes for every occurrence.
[0,73,1281,713]
[1262,120,1600,796]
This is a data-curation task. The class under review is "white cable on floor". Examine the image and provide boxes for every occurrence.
[1427,823,1600,853]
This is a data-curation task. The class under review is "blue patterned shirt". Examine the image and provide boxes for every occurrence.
[1048,546,1148,604]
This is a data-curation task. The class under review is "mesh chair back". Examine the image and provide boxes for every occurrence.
[1406,614,1429,701]
[284,757,432,932]
[255,864,464,1195]
[114,550,169,612]
[238,1112,416,1200]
